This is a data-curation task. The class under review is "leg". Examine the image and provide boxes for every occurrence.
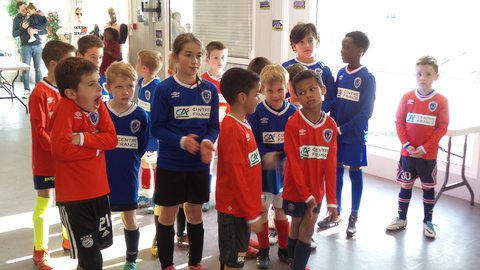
[31,44,42,85]
[176,204,188,243]
[292,213,318,270]
[19,45,32,92]
[336,163,345,215]
[33,188,53,251]
[184,202,204,266]
[122,210,140,264]
[157,205,179,269]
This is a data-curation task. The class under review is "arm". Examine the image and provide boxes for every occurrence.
[137,111,151,158]
[395,94,410,147]
[202,83,220,143]
[81,102,118,150]
[12,15,26,38]
[325,123,338,206]
[321,67,337,113]
[28,92,52,151]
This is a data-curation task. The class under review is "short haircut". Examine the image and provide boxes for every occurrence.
[247,57,272,75]
[220,68,260,105]
[345,31,370,53]
[416,55,439,74]
[292,69,324,95]
[105,62,137,84]
[77,35,103,55]
[286,63,307,82]
[16,1,26,9]
[41,40,76,69]
[54,57,98,97]
[290,22,320,48]
[260,64,289,87]
[137,50,164,74]
[205,41,227,58]
[103,27,119,42]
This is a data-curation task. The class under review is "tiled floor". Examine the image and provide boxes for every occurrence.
[1,95,479,270]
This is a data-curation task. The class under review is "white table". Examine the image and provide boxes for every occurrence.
[0,57,30,114]
[436,125,480,205]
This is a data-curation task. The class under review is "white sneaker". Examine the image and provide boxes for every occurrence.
[268,230,278,245]
[423,221,436,239]
[28,36,36,43]
[22,90,30,99]
[310,238,317,249]
[386,217,407,231]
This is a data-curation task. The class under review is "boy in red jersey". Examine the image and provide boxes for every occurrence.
[386,56,449,239]
[216,67,264,270]
[282,70,338,270]
[49,57,118,270]
[28,40,76,270]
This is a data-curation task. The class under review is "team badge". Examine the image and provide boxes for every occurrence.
[314,68,324,77]
[89,111,99,126]
[130,119,141,134]
[323,128,333,143]
[287,203,295,212]
[201,90,212,104]
[354,77,362,88]
[339,75,344,80]
[428,101,438,112]
[145,90,151,101]
[81,235,94,248]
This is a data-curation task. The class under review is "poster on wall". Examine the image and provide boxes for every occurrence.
[293,0,306,9]
[260,0,270,10]
[272,20,283,31]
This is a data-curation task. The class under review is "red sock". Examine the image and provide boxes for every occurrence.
[141,168,151,189]
[274,219,290,249]
[255,222,270,249]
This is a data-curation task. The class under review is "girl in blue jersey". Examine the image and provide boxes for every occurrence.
[150,33,219,270]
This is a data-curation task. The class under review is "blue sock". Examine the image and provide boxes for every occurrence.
[423,188,435,222]
[398,187,412,220]
[336,166,345,215]
[349,169,363,217]
[287,237,297,262]
[292,240,311,270]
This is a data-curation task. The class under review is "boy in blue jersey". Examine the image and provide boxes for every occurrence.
[322,31,376,238]
[282,23,336,113]
[247,64,297,268]
[135,49,163,212]
[104,62,150,270]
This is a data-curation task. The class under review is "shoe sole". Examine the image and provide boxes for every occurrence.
[318,220,341,228]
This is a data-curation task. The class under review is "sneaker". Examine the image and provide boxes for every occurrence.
[277,247,290,263]
[256,248,271,269]
[268,230,278,245]
[202,202,210,212]
[28,36,36,43]
[187,263,203,270]
[317,216,341,228]
[423,221,436,239]
[150,238,158,257]
[22,90,30,99]
[246,245,259,258]
[137,195,151,208]
[386,217,408,231]
[176,233,189,245]
[32,248,53,270]
[62,237,70,251]
[310,238,317,249]
[346,215,357,237]
[123,261,136,270]
[146,206,154,214]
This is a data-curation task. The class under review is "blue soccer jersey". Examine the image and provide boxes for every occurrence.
[105,102,150,208]
[333,66,376,144]
[151,75,219,171]
[247,100,297,194]
[282,58,337,113]
[138,76,161,151]
[99,74,112,102]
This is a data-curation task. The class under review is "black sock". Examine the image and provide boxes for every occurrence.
[156,223,175,269]
[287,237,297,262]
[187,222,204,266]
[176,208,186,236]
[154,215,160,242]
[292,240,311,270]
[124,228,140,263]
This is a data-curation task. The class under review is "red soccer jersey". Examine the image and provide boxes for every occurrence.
[28,80,61,176]
[201,71,229,120]
[49,98,117,203]
[215,115,262,222]
[282,110,338,204]
[395,89,449,160]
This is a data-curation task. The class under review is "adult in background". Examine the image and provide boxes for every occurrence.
[56,7,91,48]
[104,7,128,61]
[12,1,46,98]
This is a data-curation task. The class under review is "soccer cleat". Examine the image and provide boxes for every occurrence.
[32,248,53,270]
[202,202,210,212]
[22,90,30,99]
[123,261,136,270]
[256,248,271,269]
[317,216,341,228]
[277,247,290,263]
[62,238,70,251]
[246,245,259,258]
[423,221,436,239]
[150,238,158,257]
[187,263,203,270]
[176,233,189,245]
[310,238,318,249]
[137,195,151,208]
[346,215,357,237]
[386,217,408,231]
[268,230,278,245]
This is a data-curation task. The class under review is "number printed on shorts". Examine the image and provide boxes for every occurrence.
[98,214,111,232]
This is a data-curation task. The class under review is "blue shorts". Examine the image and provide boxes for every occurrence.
[33,175,55,190]
[396,156,437,188]
[282,199,321,217]
[337,142,368,166]
[262,170,283,195]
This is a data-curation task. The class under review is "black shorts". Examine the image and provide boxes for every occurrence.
[396,156,437,188]
[154,167,210,206]
[33,175,55,190]
[217,212,249,268]
[283,199,321,217]
[58,195,113,260]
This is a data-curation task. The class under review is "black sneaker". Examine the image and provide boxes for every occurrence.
[256,248,270,269]
[277,247,290,264]
[346,215,358,237]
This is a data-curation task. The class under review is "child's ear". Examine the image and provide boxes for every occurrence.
[236,92,246,104]
[64,88,77,100]
[320,85,327,95]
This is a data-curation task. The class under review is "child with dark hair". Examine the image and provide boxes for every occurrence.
[99,27,121,77]
[25,3,47,43]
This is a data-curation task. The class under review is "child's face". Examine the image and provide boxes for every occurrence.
[107,77,135,106]
[103,31,112,41]
[245,83,261,114]
[295,77,325,110]
[175,42,202,78]
[287,81,300,106]
[70,72,102,112]
[415,64,438,91]
[206,49,228,74]
[293,33,317,61]
[26,8,36,15]
[264,81,287,109]
[79,47,103,69]
[341,37,362,64]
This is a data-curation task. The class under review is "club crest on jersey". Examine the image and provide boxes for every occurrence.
[201,90,212,104]
[354,77,362,88]
[428,101,438,112]
[314,68,324,77]
[145,90,151,101]
[89,112,99,126]
[260,117,269,124]
[171,91,180,98]
[130,119,141,134]
[323,128,333,143]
